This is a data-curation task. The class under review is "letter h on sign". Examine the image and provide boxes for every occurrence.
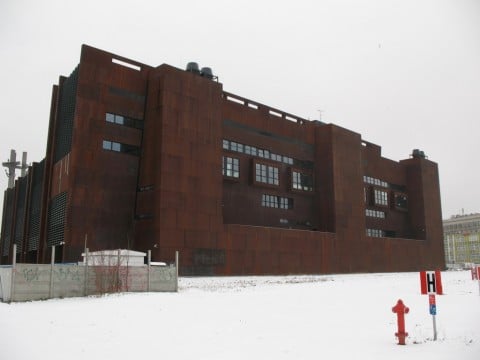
[420,271,443,295]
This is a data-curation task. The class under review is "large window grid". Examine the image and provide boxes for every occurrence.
[223,139,294,166]
[255,163,279,185]
[374,189,388,206]
[366,228,385,237]
[364,175,388,188]
[262,194,293,209]
[222,156,239,178]
[364,175,406,193]
[292,171,313,191]
[366,209,386,218]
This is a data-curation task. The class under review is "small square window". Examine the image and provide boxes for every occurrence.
[106,113,115,123]
[115,115,125,125]
[112,142,121,152]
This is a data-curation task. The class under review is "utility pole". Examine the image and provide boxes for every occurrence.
[2,149,28,188]
[317,109,324,122]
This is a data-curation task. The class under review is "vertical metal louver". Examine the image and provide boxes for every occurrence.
[13,177,28,253]
[47,192,67,247]
[2,189,15,256]
[54,66,79,162]
[27,160,45,251]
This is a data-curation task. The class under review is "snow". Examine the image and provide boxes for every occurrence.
[0,271,478,359]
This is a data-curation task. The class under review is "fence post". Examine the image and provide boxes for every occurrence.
[10,244,17,303]
[49,246,55,298]
[117,249,121,292]
[84,248,89,296]
[147,250,151,292]
[175,251,179,292]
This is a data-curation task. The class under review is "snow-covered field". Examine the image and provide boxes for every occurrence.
[0,271,478,359]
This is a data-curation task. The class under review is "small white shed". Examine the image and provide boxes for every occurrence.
[81,249,146,266]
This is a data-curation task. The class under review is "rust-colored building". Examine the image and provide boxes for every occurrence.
[0,45,445,275]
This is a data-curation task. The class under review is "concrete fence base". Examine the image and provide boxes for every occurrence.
[0,247,178,302]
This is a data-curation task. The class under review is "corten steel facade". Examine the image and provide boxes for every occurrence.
[0,45,445,275]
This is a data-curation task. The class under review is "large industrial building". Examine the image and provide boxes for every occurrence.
[0,45,445,275]
[443,213,480,267]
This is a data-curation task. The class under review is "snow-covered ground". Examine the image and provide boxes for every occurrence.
[0,271,478,359]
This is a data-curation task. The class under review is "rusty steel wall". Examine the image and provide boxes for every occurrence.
[0,45,445,275]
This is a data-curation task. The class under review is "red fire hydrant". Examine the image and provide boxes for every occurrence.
[392,299,409,345]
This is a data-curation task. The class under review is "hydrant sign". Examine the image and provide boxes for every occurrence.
[420,271,442,340]
[420,270,443,295]
[428,294,437,315]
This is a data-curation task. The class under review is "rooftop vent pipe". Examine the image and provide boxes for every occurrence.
[200,67,214,80]
[186,62,200,74]
[412,149,426,159]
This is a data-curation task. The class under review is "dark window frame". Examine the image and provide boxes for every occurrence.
[373,188,389,207]
[393,192,408,211]
[106,112,144,130]
[261,194,293,210]
[102,139,140,156]
[254,161,280,187]
[222,156,240,179]
[291,169,314,192]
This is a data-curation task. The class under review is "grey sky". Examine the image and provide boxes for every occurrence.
[1,0,479,219]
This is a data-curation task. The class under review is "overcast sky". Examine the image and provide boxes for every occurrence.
[1,0,479,220]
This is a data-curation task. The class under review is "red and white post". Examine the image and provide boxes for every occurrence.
[420,270,443,341]
[474,265,480,296]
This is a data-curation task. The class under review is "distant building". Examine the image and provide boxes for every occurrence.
[443,213,480,267]
[0,45,445,275]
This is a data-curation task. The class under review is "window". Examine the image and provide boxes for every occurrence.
[222,139,299,167]
[283,156,293,165]
[366,209,386,218]
[292,171,313,191]
[103,140,113,150]
[364,175,388,188]
[366,228,385,237]
[255,163,279,185]
[262,194,293,209]
[245,145,257,156]
[394,193,408,210]
[268,166,279,185]
[222,139,229,150]
[270,153,282,162]
[230,141,243,153]
[262,194,278,208]
[222,156,239,178]
[279,197,293,209]
[103,140,140,156]
[374,189,388,206]
[106,112,143,129]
